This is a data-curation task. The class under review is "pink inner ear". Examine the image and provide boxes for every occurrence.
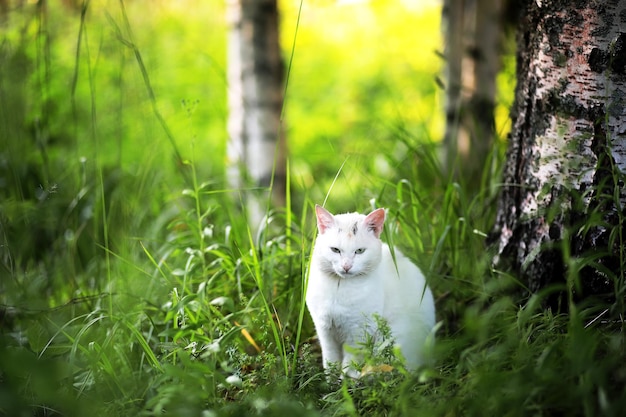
[364,208,385,238]
[315,205,335,234]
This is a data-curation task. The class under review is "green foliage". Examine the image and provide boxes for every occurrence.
[1,1,625,417]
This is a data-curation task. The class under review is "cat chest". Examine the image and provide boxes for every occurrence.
[307,279,382,327]
[310,275,377,302]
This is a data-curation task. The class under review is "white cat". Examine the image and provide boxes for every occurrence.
[306,205,435,377]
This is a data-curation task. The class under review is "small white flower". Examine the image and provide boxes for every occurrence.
[206,340,220,353]
[225,374,242,388]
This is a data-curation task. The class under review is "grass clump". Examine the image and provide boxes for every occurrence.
[4,158,626,417]
[3,143,626,416]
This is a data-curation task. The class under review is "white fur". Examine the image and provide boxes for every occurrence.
[306,205,435,377]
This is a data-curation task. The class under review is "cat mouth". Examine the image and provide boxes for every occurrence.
[334,270,361,279]
[323,265,361,279]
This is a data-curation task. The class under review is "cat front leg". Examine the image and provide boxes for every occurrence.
[317,329,343,373]
[341,350,361,379]
[341,320,379,378]
[341,331,367,378]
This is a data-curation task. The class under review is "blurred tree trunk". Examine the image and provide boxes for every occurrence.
[491,0,626,309]
[442,0,503,183]
[0,0,8,23]
[226,0,286,230]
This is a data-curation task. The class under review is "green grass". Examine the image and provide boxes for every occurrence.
[3,144,625,416]
[1,2,626,416]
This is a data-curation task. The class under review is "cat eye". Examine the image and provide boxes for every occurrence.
[355,248,365,254]
[330,247,341,254]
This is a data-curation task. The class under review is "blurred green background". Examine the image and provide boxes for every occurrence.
[1,0,512,208]
[0,1,545,416]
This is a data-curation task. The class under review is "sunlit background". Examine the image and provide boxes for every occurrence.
[2,0,512,209]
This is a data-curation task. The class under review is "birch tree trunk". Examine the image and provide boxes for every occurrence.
[442,0,502,183]
[226,0,286,230]
[492,0,626,308]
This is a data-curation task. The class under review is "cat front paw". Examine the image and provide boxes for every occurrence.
[343,367,361,379]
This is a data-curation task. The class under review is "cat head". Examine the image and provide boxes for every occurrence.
[314,205,385,278]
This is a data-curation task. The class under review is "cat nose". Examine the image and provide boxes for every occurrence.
[342,262,352,272]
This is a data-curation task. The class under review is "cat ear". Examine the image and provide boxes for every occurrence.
[364,208,386,238]
[315,205,335,234]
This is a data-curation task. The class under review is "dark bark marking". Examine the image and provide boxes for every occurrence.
[610,32,626,74]
[570,106,623,300]
[588,47,609,73]
[587,33,626,75]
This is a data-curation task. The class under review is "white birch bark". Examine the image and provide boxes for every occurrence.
[226,0,286,230]
[492,0,626,302]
